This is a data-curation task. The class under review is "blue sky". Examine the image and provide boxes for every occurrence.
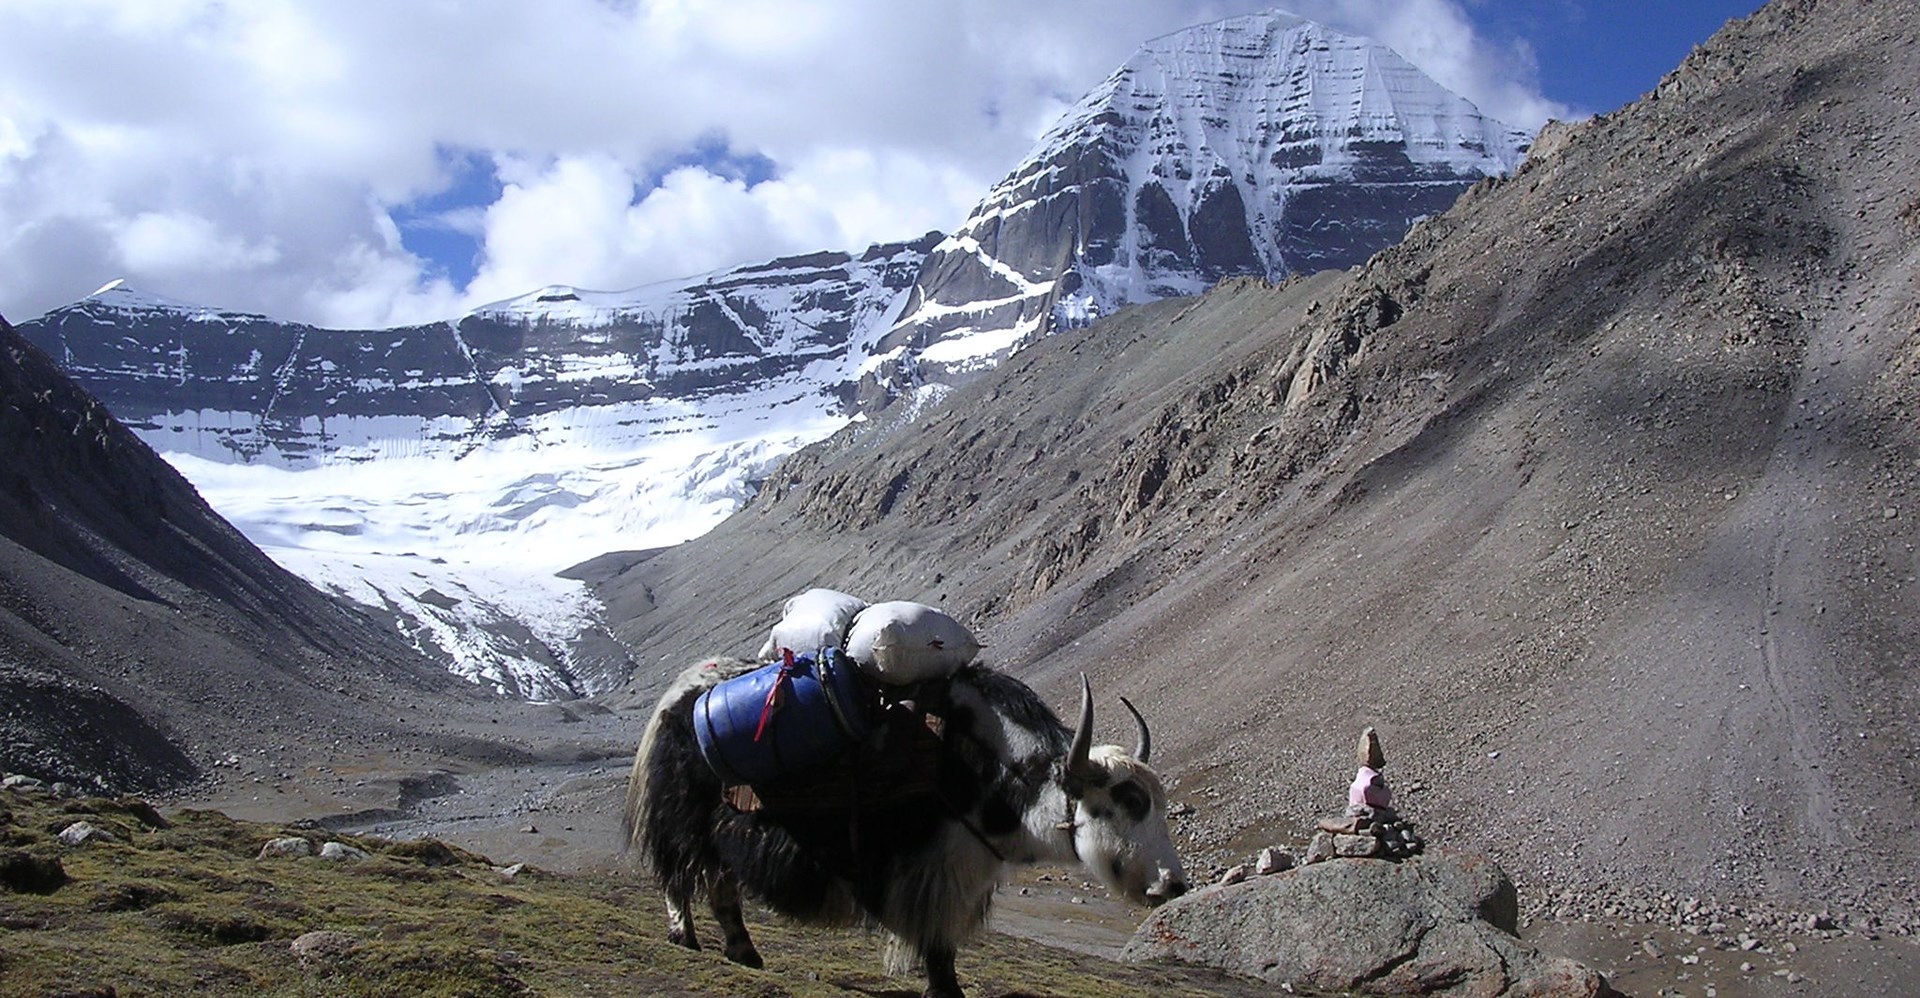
[1468,0,1761,113]
[0,1,1763,328]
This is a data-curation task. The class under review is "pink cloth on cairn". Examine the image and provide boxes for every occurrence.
[1348,766,1392,809]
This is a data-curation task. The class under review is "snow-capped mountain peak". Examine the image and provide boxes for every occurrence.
[883,8,1529,376]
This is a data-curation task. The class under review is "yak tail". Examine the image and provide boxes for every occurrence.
[621,658,742,860]
[620,737,651,857]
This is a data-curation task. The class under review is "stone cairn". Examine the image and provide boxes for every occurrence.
[1302,727,1423,864]
[1214,727,1426,886]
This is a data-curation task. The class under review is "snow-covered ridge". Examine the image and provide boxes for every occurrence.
[77,280,276,324]
[27,234,935,469]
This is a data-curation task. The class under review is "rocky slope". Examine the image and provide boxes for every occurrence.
[884,10,1527,378]
[593,0,1920,937]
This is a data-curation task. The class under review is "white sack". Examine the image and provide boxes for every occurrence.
[845,601,983,685]
[757,587,868,659]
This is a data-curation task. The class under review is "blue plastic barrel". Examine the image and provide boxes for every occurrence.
[694,650,872,786]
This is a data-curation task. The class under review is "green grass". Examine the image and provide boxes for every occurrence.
[0,788,1271,997]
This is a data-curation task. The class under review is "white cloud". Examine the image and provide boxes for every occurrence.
[114,211,280,274]
[464,147,982,305]
[0,0,1564,329]
[1294,0,1571,129]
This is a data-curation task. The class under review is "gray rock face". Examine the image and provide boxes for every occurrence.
[886,11,1529,378]
[1122,850,1617,997]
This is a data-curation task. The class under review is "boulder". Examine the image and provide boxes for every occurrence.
[1122,849,1617,997]
[58,821,119,846]
[290,930,360,966]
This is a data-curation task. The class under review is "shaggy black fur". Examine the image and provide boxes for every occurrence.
[632,661,1076,996]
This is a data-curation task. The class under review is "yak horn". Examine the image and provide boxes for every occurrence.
[1119,696,1151,763]
[1066,673,1098,786]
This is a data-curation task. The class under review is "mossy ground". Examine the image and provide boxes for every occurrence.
[0,788,1273,997]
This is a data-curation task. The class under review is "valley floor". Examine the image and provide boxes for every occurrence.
[166,730,1920,998]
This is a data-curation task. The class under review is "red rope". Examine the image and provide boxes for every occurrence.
[754,648,796,742]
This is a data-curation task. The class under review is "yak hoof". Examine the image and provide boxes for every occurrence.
[668,929,700,952]
[724,943,763,969]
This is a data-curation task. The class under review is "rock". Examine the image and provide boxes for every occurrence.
[318,842,370,861]
[1358,727,1386,769]
[1304,832,1336,865]
[1219,864,1250,886]
[2,775,45,792]
[494,862,526,880]
[1257,847,1294,876]
[58,821,119,846]
[1122,849,1618,997]
[258,836,315,859]
[290,930,360,966]
[1333,833,1382,858]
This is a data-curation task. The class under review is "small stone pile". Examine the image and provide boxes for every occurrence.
[1303,727,1423,864]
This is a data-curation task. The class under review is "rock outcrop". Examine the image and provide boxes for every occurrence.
[1123,849,1618,997]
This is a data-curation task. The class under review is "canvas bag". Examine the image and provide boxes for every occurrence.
[845,601,983,685]
[757,587,868,660]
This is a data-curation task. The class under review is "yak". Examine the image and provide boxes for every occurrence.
[625,656,1189,998]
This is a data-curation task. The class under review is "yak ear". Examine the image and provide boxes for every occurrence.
[1119,695,1150,763]
[1063,673,1104,796]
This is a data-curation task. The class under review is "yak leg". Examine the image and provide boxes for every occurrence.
[921,944,962,998]
[666,885,701,951]
[709,871,763,968]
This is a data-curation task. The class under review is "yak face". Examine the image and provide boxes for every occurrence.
[1067,744,1188,907]
[1059,682,1188,908]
